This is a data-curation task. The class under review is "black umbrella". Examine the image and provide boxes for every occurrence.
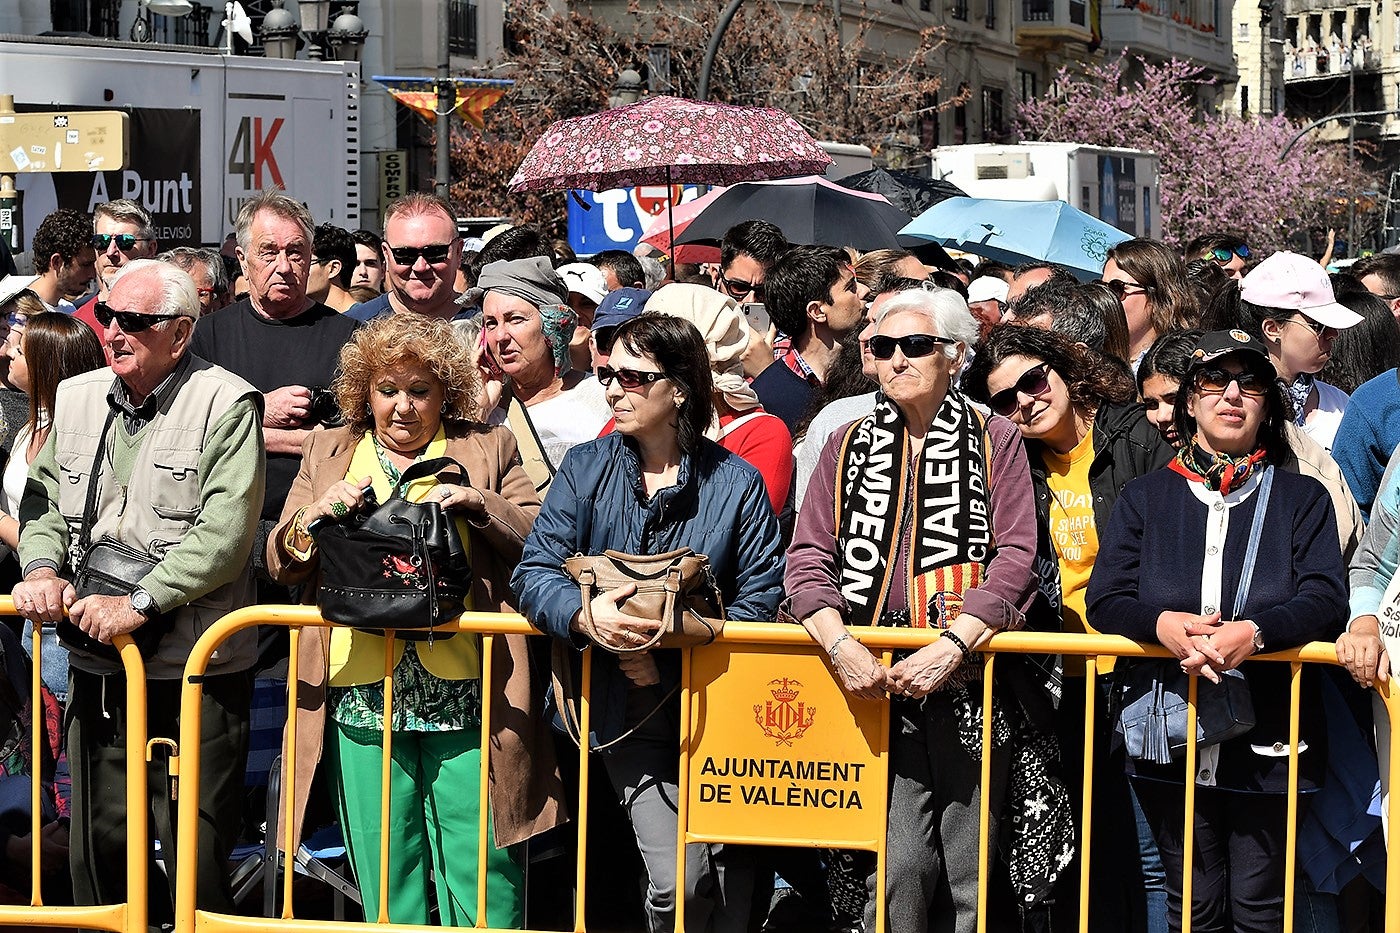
[837,168,968,217]
[673,177,913,251]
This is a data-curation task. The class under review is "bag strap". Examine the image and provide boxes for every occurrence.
[505,393,556,494]
[549,640,680,752]
[389,456,467,499]
[573,565,681,655]
[716,410,770,441]
[1232,465,1274,620]
[77,407,120,554]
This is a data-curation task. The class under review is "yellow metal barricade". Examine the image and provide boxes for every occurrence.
[0,596,153,933]
[170,610,1399,933]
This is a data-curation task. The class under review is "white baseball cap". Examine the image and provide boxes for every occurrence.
[556,262,608,305]
[1239,251,1362,329]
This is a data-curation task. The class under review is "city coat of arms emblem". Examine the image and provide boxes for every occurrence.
[754,677,816,746]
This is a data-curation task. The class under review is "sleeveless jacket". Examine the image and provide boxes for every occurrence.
[52,359,261,677]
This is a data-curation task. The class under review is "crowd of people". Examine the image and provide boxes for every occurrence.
[0,191,1397,933]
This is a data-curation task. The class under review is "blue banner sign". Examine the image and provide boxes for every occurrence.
[567,184,706,256]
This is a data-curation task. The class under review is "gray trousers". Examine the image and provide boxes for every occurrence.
[601,685,754,933]
[865,691,1010,933]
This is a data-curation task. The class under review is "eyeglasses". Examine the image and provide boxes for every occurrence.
[1194,367,1271,398]
[1282,316,1337,340]
[91,233,151,252]
[1101,279,1151,301]
[868,333,957,361]
[595,365,669,390]
[387,244,454,266]
[94,301,183,333]
[987,363,1053,416]
[1208,245,1251,263]
[718,272,764,301]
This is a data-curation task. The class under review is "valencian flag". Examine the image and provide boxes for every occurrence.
[371,76,512,130]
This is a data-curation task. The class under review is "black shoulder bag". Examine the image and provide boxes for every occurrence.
[312,457,473,640]
[59,408,175,660]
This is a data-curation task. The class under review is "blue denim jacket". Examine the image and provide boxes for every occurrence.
[512,433,785,748]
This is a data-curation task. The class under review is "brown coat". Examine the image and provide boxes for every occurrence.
[269,423,567,849]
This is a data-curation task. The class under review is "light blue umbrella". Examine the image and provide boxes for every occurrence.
[899,197,1132,280]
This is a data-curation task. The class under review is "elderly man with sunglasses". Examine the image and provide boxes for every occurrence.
[12,258,265,924]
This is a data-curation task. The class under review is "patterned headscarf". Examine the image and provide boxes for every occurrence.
[537,302,578,376]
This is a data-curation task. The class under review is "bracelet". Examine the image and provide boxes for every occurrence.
[827,633,852,662]
[941,629,973,661]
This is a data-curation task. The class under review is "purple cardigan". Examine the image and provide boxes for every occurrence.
[786,412,1039,630]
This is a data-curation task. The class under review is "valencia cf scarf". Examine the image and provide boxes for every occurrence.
[833,389,993,629]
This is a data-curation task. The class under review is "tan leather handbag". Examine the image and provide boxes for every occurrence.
[563,547,724,652]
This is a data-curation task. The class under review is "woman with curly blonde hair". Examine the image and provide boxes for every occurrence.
[268,313,564,927]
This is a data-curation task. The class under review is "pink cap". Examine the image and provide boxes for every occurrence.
[1239,251,1362,329]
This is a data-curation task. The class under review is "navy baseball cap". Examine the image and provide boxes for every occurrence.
[593,288,652,331]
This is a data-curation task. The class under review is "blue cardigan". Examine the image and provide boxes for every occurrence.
[511,433,785,748]
[1087,467,1347,791]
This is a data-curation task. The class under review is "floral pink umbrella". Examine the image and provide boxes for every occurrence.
[508,96,832,193]
[508,95,832,253]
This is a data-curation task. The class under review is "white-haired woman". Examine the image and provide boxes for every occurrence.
[786,287,1039,933]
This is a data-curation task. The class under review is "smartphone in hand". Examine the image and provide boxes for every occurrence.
[741,302,771,335]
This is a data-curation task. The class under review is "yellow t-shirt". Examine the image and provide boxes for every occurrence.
[1042,427,1103,677]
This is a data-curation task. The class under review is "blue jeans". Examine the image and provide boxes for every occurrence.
[1130,780,1168,933]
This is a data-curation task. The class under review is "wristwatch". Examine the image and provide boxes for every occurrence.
[1248,621,1265,654]
[130,587,160,619]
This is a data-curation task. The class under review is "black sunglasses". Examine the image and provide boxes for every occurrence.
[718,272,764,301]
[387,243,454,266]
[1194,367,1270,397]
[596,365,669,389]
[94,301,183,333]
[1209,245,1251,263]
[868,333,956,361]
[91,233,150,252]
[987,363,1053,416]
[1101,279,1151,301]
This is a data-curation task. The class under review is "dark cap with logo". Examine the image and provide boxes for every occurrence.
[593,288,653,331]
[1189,329,1276,376]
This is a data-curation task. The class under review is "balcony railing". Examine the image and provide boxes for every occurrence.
[1285,40,1381,80]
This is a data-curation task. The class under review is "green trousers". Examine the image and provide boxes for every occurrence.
[330,720,523,927]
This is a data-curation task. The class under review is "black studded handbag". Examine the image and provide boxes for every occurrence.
[312,457,473,640]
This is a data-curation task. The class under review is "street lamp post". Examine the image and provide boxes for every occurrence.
[259,1,367,62]
[327,8,369,63]
[259,1,299,60]
[609,69,644,109]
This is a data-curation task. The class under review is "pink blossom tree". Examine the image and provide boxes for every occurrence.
[1018,55,1379,253]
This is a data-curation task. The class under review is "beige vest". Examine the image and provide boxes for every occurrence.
[54,358,261,677]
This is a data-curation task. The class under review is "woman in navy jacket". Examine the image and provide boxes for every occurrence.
[1088,330,1346,933]
[512,313,784,933]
